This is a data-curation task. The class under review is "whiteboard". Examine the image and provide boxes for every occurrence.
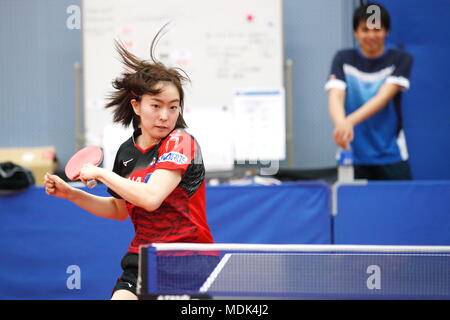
[82,0,284,171]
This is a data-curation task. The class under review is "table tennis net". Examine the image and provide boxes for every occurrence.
[139,243,450,299]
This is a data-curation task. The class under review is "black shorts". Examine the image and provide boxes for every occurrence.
[354,160,412,180]
[112,252,139,296]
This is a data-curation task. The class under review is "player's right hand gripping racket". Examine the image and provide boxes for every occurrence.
[65,146,103,188]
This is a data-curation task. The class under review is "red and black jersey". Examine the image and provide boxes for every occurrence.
[107,128,214,254]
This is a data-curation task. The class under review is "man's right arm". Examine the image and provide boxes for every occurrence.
[328,87,353,150]
[325,51,354,150]
[328,87,346,125]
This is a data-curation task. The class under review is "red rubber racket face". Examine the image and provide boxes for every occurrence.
[65,146,103,181]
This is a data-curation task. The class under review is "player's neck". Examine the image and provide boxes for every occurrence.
[136,133,160,151]
[360,45,385,59]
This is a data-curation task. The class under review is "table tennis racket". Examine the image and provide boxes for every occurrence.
[65,146,103,188]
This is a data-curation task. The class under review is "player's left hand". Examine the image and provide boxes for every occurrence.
[79,163,102,186]
[334,119,354,149]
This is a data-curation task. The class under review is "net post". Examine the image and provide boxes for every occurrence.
[147,245,158,294]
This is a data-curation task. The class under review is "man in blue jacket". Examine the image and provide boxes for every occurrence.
[325,3,413,180]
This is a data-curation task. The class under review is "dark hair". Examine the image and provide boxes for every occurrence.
[105,25,189,130]
[353,2,391,31]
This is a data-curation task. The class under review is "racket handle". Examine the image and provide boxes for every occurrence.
[87,179,97,188]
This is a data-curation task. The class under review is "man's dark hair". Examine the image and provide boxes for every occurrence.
[353,2,391,31]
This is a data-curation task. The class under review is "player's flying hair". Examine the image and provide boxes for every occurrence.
[105,23,189,130]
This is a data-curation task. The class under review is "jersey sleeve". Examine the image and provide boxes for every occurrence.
[385,51,413,91]
[153,129,196,174]
[107,146,123,199]
[324,51,347,91]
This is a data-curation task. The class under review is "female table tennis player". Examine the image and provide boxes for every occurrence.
[44,29,214,300]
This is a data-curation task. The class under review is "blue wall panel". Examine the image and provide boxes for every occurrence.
[334,181,450,245]
[378,0,450,179]
[0,183,331,299]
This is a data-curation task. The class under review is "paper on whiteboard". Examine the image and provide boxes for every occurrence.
[102,124,133,170]
[233,89,285,161]
[183,105,234,172]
